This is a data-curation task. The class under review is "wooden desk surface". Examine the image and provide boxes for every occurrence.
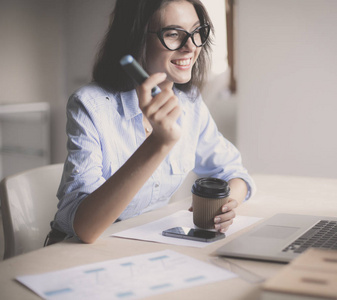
[0,174,336,300]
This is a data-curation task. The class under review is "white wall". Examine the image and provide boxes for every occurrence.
[0,0,67,164]
[0,0,65,105]
[236,0,337,178]
[64,0,115,96]
[0,0,114,165]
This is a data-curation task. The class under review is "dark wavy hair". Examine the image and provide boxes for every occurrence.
[92,0,214,93]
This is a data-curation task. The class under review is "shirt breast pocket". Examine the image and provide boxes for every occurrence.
[170,157,195,176]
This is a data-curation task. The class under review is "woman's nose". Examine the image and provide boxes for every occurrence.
[180,36,196,52]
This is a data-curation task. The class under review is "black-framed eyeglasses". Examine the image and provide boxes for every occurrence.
[148,24,210,51]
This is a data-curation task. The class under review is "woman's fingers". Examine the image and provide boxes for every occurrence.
[214,198,238,233]
[137,73,167,108]
[215,219,234,233]
[143,90,178,120]
[137,73,182,144]
[221,198,238,213]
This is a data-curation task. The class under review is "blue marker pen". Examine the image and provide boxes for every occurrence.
[120,55,161,97]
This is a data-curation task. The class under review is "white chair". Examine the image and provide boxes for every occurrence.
[0,163,63,259]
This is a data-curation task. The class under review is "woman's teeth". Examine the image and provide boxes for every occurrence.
[173,59,190,66]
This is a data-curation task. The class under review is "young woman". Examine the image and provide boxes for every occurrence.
[48,0,256,244]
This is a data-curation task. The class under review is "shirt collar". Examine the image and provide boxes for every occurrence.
[120,87,188,121]
[120,89,142,121]
[173,86,188,116]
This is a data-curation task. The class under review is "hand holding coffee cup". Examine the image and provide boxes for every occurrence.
[191,177,230,230]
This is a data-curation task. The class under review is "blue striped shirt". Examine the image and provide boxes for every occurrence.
[52,82,256,236]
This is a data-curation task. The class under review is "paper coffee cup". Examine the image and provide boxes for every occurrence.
[191,178,230,229]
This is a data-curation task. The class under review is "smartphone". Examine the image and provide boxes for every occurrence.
[162,227,225,242]
[120,55,161,97]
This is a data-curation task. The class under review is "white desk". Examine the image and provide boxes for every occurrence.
[0,174,336,299]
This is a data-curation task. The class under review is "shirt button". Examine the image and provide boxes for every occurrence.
[154,182,160,188]
[106,96,109,100]
[74,169,80,174]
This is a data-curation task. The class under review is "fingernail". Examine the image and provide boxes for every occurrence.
[214,217,221,223]
[215,224,220,230]
[222,206,228,213]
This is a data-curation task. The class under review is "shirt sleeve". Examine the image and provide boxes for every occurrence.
[53,93,106,236]
[193,99,256,201]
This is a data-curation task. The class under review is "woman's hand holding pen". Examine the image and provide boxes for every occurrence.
[74,73,182,244]
[137,73,182,146]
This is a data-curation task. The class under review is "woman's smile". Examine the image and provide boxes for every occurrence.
[171,58,192,67]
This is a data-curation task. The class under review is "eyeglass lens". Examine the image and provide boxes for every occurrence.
[162,25,209,50]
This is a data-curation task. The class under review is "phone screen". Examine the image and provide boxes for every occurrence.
[162,227,225,242]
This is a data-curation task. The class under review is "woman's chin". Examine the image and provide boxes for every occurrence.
[172,76,192,85]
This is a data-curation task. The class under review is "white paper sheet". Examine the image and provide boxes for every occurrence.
[17,250,237,300]
[112,210,262,248]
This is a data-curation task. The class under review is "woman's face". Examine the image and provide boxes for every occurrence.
[146,1,202,89]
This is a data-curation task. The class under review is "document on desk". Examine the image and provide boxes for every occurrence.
[112,210,261,248]
[17,249,237,300]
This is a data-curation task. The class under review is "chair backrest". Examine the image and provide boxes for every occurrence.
[0,163,63,259]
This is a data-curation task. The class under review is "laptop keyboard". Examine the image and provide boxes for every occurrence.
[282,220,337,254]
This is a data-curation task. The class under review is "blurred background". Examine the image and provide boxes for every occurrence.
[0,0,336,181]
[0,0,337,262]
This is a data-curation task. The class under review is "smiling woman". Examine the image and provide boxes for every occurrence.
[46,0,255,245]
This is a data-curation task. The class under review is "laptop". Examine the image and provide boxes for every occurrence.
[216,213,337,263]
